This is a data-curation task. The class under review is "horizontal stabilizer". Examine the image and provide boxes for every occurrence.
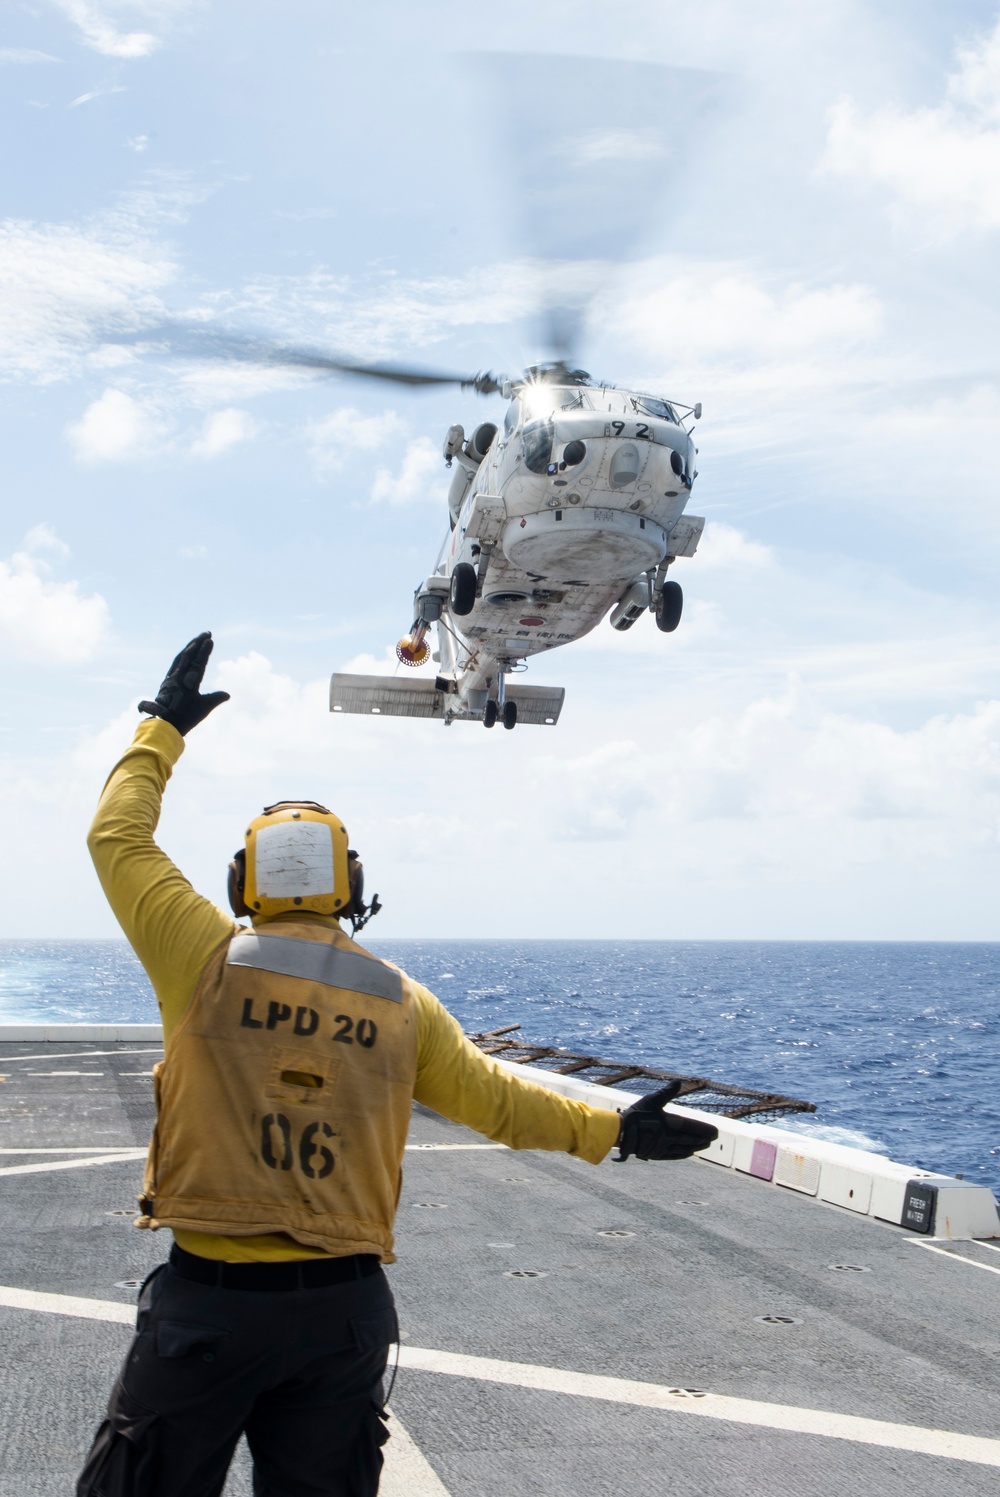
[330,674,565,726]
[330,674,444,719]
[667,514,704,558]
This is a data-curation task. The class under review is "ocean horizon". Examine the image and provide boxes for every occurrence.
[1,937,996,1194]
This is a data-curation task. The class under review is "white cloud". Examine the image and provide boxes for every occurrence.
[67,392,255,466]
[126,134,149,152]
[308,406,407,475]
[694,522,774,571]
[61,651,1000,939]
[66,387,164,461]
[0,49,61,64]
[612,262,882,368]
[530,683,1000,869]
[52,1,165,59]
[371,436,446,506]
[0,530,110,662]
[190,407,255,458]
[70,85,128,107]
[339,645,418,677]
[22,522,70,558]
[177,651,333,780]
[822,20,1000,233]
[223,261,530,361]
[0,217,173,381]
[573,128,667,165]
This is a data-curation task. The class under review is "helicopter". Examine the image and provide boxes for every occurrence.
[330,358,704,729]
[120,57,723,729]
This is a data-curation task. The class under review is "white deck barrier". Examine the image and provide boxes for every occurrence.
[493,1057,1000,1243]
[3,1026,996,1242]
[0,1024,163,1042]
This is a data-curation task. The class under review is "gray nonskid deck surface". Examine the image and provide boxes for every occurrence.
[0,1043,997,1496]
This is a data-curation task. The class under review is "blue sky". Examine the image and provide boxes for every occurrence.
[2,0,1000,939]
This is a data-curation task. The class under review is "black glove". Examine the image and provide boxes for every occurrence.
[615,1080,719,1162]
[138,632,230,736]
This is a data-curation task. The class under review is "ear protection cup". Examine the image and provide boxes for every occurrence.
[228,849,251,918]
[345,849,381,933]
[347,850,364,919]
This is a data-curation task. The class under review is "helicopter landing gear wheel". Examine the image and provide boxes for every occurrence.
[483,700,498,729]
[655,580,683,633]
[502,700,518,730]
[450,563,478,616]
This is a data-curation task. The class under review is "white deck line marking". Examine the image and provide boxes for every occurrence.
[0,1285,134,1324]
[404,1144,507,1151]
[398,1346,1000,1470]
[0,1152,145,1178]
[1,1285,997,1470]
[0,1287,451,1494]
[0,1148,145,1154]
[0,1049,163,1062]
[380,1414,453,1497]
[905,1238,1000,1278]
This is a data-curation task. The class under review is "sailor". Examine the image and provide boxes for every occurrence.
[77,633,717,1497]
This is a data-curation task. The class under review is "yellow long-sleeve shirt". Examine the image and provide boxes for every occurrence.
[88,718,621,1262]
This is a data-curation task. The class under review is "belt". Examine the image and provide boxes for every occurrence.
[169,1243,381,1291]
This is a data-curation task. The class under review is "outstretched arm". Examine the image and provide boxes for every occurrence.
[88,635,237,1037]
[412,985,621,1164]
[412,988,719,1165]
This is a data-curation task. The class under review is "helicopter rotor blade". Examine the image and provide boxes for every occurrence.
[471,53,734,365]
[113,324,503,394]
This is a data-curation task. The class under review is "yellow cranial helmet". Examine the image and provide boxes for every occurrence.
[233,801,351,919]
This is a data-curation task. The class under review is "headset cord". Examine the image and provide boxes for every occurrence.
[384,1337,402,1409]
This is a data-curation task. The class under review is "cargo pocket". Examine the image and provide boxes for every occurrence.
[75,1382,158,1497]
[350,1306,399,1353]
[154,1320,230,1361]
[345,1401,391,1497]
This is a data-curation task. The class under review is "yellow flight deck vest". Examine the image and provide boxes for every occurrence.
[139,923,417,1260]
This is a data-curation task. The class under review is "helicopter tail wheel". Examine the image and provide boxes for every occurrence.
[502,700,518,731]
[655,580,683,633]
[483,699,498,729]
[449,562,478,616]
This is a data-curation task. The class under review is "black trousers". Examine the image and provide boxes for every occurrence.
[76,1258,398,1497]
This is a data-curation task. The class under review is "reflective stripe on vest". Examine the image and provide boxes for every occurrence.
[227,933,403,1003]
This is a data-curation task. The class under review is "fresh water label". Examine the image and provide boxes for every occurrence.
[254,821,334,897]
[902,1182,936,1233]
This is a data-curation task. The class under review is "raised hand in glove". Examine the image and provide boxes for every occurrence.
[138,632,230,736]
[615,1080,719,1162]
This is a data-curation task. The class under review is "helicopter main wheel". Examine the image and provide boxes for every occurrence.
[502,700,518,730]
[655,580,683,633]
[450,562,478,616]
[483,700,498,729]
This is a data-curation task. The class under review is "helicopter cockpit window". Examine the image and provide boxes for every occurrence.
[522,419,554,474]
[559,389,588,411]
[635,396,677,423]
[504,401,520,437]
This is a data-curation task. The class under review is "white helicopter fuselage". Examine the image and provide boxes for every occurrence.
[419,382,705,720]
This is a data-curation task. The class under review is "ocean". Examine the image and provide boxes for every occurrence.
[1,939,997,1193]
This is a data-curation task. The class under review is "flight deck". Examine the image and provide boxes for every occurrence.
[1,1035,999,1496]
